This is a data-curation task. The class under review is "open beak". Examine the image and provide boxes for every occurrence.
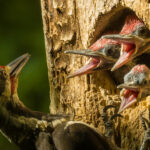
[102,34,150,71]
[117,83,139,112]
[65,49,113,78]
[8,53,30,77]
[67,58,100,78]
[65,49,101,78]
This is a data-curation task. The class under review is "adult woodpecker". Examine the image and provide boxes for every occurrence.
[0,53,69,120]
[0,53,70,149]
[65,34,121,78]
[102,14,150,71]
[117,64,150,112]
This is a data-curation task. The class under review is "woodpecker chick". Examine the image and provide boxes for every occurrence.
[102,15,150,71]
[117,64,150,112]
[65,35,120,78]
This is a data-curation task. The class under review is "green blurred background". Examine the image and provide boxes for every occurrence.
[0,0,49,149]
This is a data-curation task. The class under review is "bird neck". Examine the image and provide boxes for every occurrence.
[0,78,12,106]
[9,77,30,115]
[10,76,18,94]
[10,91,48,120]
[0,91,27,117]
[0,78,32,118]
[11,92,27,109]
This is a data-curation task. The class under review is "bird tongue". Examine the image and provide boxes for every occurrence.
[119,89,139,112]
[111,43,135,71]
[67,58,99,78]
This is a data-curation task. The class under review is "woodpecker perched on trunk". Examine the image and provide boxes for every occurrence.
[0,53,69,121]
[102,14,150,71]
[65,33,121,78]
[117,64,150,112]
[0,53,70,149]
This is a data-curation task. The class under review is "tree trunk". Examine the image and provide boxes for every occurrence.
[41,0,150,149]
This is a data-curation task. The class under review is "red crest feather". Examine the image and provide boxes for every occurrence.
[120,15,144,34]
[132,65,149,74]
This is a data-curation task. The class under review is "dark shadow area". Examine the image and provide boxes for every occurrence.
[0,0,49,149]
[91,8,134,44]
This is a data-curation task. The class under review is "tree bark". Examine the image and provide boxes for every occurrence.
[41,0,150,149]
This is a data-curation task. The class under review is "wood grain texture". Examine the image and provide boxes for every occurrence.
[41,0,150,149]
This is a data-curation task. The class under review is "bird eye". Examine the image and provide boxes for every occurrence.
[143,80,148,85]
[106,48,113,56]
[139,28,146,35]
[136,26,147,37]
[127,75,133,82]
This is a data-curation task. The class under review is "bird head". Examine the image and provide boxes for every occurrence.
[65,37,120,78]
[102,15,150,71]
[117,64,150,112]
[0,53,30,98]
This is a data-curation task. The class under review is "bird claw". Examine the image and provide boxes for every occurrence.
[140,110,150,150]
[101,105,123,138]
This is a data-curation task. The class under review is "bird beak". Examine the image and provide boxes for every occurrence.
[117,83,139,89]
[65,49,102,78]
[65,49,114,78]
[65,48,118,61]
[67,58,99,78]
[65,49,104,57]
[102,34,150,71]
[117,83,139,113]
[118,88,139,113]
[8,53,30,77]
